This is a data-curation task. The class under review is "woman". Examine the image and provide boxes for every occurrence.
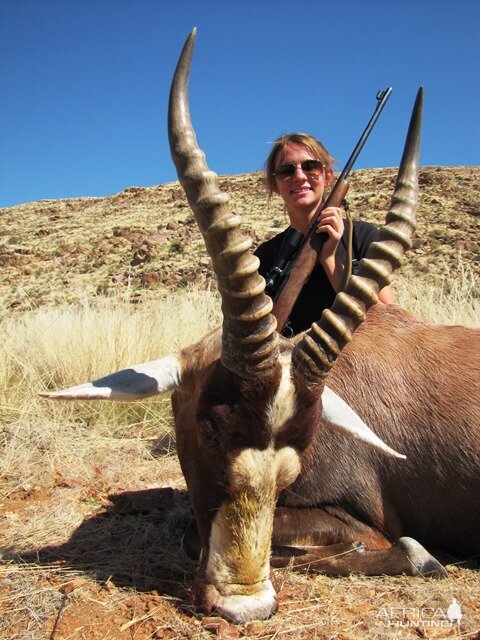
[255,133,394,336]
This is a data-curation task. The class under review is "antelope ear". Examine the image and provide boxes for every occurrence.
[39,355,181,401]
[321,386,406,459]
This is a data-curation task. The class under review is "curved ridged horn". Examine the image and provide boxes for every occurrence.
[293,87,423,384]
[168,30,278,376]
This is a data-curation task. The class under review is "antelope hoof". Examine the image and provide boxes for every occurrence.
[398,536,447,577]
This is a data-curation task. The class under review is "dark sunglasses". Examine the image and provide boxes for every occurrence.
[273,159,324,181]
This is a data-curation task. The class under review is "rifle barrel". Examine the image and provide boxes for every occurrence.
[338,87,392,182]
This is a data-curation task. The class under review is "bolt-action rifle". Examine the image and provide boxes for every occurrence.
[267,88,392,332]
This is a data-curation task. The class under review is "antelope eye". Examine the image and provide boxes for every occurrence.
[196,415,219,447]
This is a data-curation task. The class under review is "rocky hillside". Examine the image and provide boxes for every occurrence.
[0,166,478,311]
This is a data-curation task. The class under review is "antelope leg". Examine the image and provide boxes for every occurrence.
[272,507,446,577]
[271,539,445,577]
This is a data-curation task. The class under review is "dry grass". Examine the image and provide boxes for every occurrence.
[395,256,480,327]
[1,287,221,492]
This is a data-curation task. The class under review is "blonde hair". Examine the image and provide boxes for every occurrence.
[264,133,335,197]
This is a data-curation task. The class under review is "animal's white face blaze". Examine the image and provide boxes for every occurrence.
[267,353,296,434]
[205,446,301,596]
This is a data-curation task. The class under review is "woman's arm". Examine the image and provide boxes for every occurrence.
[378,285,394,304]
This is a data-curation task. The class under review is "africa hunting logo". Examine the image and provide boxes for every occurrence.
[378,597,463,629]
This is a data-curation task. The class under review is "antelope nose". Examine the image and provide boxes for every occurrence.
[202,581,278,623]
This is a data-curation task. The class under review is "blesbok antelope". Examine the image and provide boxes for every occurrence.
[42,31,480,623]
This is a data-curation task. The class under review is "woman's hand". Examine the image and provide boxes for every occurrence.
[315,206,344,263]
[314,208,396,304]
[312,206,345,292]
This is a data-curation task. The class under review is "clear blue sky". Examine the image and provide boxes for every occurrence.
[1,0,479,208]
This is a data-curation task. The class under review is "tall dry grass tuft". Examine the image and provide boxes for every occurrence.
[396,256,480,327]
[1,287,221,494]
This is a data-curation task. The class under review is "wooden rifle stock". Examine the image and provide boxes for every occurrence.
[272,178,349,331]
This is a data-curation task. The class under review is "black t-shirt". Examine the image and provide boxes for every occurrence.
[254,220,380,336]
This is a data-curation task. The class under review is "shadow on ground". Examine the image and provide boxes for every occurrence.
[5,487,197,602]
